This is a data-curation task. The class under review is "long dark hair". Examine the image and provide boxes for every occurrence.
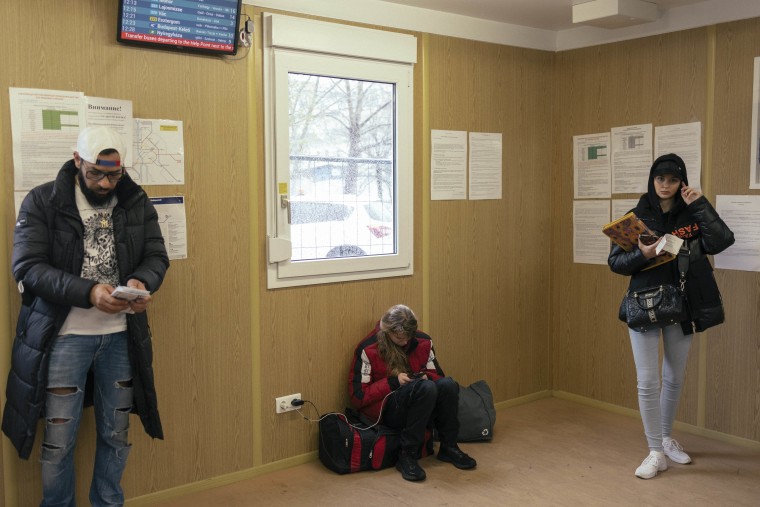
[377,305,417,377]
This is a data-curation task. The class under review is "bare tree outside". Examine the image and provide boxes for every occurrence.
[287,72,396,260]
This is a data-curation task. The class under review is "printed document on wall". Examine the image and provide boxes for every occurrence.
[469,132,502,200]
[573,132,611,198]
[85,96,134,168]
[151,196,187,260]
[9,88,86,191]
[573,199,610,265]
[431,130,467,200]
[750,57,760,189]
[612,199,639,221]
[129,119,185,185]
[14,192,29,219]
[714,195,760,272]
[611,124,652,194]
[654,122,701,189]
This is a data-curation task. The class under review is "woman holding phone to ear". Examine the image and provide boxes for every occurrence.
[608,153,734,479]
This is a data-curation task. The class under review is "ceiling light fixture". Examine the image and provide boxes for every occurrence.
[573,0,660,29]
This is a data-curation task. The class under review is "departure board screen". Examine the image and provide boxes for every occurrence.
[118,0,242,56]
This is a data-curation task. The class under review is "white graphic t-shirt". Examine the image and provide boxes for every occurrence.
[58,184,127,336]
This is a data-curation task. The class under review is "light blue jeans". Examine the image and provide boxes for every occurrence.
[629,324,692,452]
[41,332,133,507]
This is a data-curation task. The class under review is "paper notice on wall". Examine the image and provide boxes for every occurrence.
[573,199,611,265]
[469,132,502,200]
[612,199,639,220]
[714,195,760,272]
[750,57,760,189]
[85,96,134,168]
[14,191,29,219]
[654,122,701,189]
[151,196,187,260]
[611,124,653,194]
[574,132,611,199]
[9,87,86,191]
[431,130,467,200]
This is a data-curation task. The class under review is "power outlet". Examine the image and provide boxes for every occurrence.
[275,393,301,414]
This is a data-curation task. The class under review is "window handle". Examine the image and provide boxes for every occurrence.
[280,194,291,224]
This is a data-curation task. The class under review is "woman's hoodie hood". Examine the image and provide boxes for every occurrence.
[647,153,689,214]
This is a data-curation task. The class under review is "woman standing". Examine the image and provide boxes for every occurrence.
[608,153,734,479]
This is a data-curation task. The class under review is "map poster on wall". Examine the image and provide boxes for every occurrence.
[128,119,185,185]
[750,57,760,189]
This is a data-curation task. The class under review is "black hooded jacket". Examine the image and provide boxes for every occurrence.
[608,153,734,334]
[2,160,170,459]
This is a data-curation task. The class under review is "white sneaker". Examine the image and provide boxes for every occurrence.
[635,451,668,479]
[663,437,692,464]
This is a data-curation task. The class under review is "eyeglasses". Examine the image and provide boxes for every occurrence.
[84,166,125,183]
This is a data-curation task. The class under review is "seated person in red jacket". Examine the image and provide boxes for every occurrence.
[348,304,476,481]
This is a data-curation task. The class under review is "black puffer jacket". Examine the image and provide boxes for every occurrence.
[2,160,170,459]
[608,153,734,334]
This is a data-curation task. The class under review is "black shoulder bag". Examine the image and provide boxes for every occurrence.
[622,246,690,333]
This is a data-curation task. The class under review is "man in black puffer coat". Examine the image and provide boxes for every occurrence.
[2,126,169,506]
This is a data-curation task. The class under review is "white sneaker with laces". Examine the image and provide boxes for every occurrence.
[663,437,692,464]
[635,450,668,479]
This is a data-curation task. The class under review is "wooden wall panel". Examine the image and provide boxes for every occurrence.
[3,2,760,505]
[707,18,760,441]
[427,36,553,398]
[551,29,709,425]
[0,1,253,504]
[258,280,422,461]
[253,13,426,463]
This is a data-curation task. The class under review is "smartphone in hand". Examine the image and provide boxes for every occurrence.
[639,233,659,246]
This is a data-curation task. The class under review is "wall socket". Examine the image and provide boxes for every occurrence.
[275,393,301,414]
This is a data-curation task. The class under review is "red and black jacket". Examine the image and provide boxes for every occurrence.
[348,323,444,421]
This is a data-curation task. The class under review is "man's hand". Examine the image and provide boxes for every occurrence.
[90,284,130,314]
[126,279,152,314]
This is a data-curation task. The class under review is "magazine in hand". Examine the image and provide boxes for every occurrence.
[602,212,675,270]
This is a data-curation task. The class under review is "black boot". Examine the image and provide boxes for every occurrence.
[437,443,476,470]
[396,450,426,481]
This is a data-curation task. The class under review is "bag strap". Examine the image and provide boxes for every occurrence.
[677,242,697,335]
[677,243,690,292]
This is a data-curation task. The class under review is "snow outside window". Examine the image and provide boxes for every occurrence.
[263,14,416,288]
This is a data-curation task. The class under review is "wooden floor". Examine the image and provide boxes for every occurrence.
[151,397,760,506]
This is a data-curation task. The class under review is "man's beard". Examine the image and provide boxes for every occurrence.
[78,172,115,206]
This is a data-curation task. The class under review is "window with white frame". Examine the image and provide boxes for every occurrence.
[263,14,417,288]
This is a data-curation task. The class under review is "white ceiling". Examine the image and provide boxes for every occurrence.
[377,0,708,31]
[247,0,760,51]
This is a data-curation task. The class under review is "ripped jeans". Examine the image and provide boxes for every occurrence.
[42,332,134,507]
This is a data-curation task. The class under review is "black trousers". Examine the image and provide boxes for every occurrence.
[381,376,459,455]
